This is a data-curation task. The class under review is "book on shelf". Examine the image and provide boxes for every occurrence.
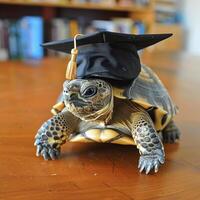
[154,0,182,24]
[0,17,43,61]
[0,16,147,61]
[17,0,70,3]
[48,18,80,57]
[118,0,149,6]
[0,20,9,61]
[73,0,116,5]
[50,18,70,57]
[19,17,44,60]
[46,17,146,56]
[71,0,150,6]
[83,18,146,35]
[8,20,21,60]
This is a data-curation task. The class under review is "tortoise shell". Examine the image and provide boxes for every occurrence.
[113,64,177,131]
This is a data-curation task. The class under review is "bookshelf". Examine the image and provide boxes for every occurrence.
[0,0,182,60]
[0,0,155,23]
[151,0,183,52]
[0,1,151,12]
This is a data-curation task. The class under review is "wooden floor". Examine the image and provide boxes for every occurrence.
[0,53,200,200]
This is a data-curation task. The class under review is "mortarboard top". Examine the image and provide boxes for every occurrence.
[42,31,172,85]
[42,31,172,53]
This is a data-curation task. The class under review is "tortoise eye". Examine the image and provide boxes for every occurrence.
[82,86,97,98]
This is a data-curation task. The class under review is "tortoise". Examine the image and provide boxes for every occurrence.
[34,32,180,174]
[34,64,180,174]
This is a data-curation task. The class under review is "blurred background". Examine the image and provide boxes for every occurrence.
[0,0,199,61]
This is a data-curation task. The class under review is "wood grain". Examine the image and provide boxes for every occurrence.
[0,53,200,200]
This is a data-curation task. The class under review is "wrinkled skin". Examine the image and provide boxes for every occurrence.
[62,79,112,120]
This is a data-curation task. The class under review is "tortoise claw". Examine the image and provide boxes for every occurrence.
[138,154,165,174]
[36,144,42,156]
[48,148,60,160]
[163,130,180,143]
[35,144,60,160]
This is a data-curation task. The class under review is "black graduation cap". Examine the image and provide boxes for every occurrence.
[42,31,172,84]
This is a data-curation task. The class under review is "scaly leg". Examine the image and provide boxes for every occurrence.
[162,120,180,143]
[131,111,165,174]
[34,111,79,160]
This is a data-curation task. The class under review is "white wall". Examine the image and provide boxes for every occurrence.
[183,0,200,55]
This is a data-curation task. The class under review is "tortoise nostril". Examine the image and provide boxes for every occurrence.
[63,90,69,96]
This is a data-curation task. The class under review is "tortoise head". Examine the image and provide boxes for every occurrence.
[63,79,113,121]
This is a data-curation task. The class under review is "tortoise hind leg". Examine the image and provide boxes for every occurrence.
[162,120,180,143]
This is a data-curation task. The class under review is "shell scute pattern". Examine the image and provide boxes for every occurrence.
[124,65,177,131]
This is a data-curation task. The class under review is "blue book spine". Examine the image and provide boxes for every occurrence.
[8,21,21,59]
[19,16,43,60]
[134,21,146,34]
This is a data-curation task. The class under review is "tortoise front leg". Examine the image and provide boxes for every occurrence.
[34,111,78,160]
[131,112,165,174]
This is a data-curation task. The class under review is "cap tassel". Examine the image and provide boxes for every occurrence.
[50,34,84,115]
[65,34,83,80]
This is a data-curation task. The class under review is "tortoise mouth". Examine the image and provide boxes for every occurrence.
[66,100,95,114]
[68,99,89,107]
